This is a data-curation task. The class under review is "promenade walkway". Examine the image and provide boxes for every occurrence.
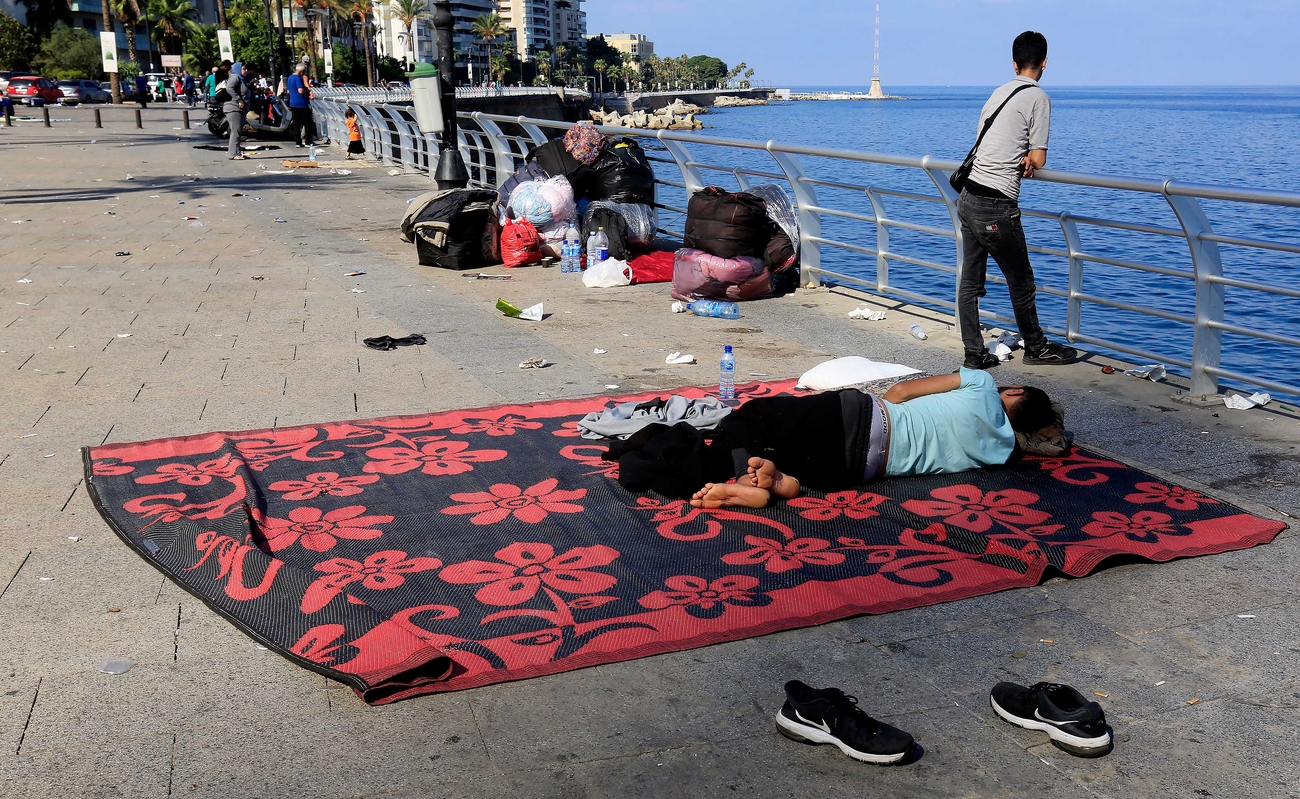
[0,109,1296,799]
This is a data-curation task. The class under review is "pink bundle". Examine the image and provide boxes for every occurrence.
[670,248,772,302]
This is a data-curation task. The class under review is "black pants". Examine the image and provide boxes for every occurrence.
[290,106,315,145]
[608,391,866,498]
[956,190,1048,356]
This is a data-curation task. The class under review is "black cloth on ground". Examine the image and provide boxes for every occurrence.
[602,390,873,499]
[363,334,427,351]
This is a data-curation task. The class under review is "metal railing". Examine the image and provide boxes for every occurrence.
[313,86,590,104]
[310,97,1300,401]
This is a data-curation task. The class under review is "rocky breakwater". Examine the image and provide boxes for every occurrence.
[592,98,707,130]
[712,95,768,107]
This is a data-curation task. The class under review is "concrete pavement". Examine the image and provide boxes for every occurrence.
[0,107,1296,799]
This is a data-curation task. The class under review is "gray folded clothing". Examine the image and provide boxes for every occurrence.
[577,395,732,440]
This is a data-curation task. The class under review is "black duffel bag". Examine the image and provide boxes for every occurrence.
[587,206,631,261]
[589,138,656,205]
[683,186,771,260]
[404,189,498,270]
[526,138,598,198]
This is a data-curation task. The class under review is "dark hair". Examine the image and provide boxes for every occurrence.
[345,107,356,117]
[1013,31,1048,70]
[1006,385,1054,433]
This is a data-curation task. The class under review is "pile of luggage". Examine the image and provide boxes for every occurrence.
[400,123,659,270]
[399,123,801,302]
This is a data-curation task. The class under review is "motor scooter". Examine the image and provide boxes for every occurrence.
[206,96,298,140]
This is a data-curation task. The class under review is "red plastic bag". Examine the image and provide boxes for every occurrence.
[501,218,541,267]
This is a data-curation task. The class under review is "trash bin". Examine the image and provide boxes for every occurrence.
[406,62,444,135]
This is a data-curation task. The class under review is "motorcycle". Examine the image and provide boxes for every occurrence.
[206,96,298,141]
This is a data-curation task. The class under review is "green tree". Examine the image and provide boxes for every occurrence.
[17,0,71,40]
[684,55,727,86]
[147,0,199,56]
[228,0,287,77]
[374,53,404,82]
[469,11,505,83]
[345,0,375,86]
[388,0,430,69]
[584,33,620,69]
[331,42,365,83]
[32,22,104,80]
[184,22,217,75]
[110,0,142,72]
[0,10,38,71]
[592,57,606,95]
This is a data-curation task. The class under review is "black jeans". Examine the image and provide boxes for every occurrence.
[956,190,1048,355]
[290,106,315,144]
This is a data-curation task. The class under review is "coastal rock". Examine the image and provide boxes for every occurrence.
[632,110,648,128]
[713,95,767,108]
[647,114,668,130]
[602,110,622,126]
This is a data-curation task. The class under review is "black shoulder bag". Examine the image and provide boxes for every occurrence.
[949,84,1034,194]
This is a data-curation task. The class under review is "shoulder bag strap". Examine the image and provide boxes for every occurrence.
[966,83,1036,159]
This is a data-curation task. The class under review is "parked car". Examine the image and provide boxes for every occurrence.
[0,71,15,93]
[100,80,139,101]
[58,79,112,105]
[5,76,64,107]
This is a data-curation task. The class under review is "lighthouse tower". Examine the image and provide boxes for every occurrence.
[868,1,886,98]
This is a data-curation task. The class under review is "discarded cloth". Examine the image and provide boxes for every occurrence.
[577,394,732,440]
[363,333,427,351]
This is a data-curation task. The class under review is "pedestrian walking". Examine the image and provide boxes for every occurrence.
[345,107,365,159]
[286,63,316,148]
[182,72,195,106]
[156,75,168,103]
[203,67,219,103]
[222,60,252,161]
[135,73,149,109]
[954,30,1078,369]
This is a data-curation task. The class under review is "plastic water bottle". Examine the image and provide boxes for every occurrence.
[592,226,609,264]
[719,345,736,400]
[909,323,927,340]
[562,223,580,273]
[687,299,741,319]
[309,147,317,163]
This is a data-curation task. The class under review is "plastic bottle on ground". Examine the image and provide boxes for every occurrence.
[719,345,736,400]
[909,323,927,340]
[592,227,609,265]
[586,228,599,269]
[563,223,580,273]
[687,299,741,319]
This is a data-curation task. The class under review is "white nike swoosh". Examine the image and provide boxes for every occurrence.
[794,709,833,735]
[1033,709,1080,727]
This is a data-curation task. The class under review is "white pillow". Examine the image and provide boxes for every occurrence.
[796,356,921,391]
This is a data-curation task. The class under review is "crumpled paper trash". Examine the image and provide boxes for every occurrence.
[665,352,696,365]
[519,357,549,369]
[1125,364,1166,382]
[1224,391,1270,410]
[986,342,1013,361]
[848,307,887,321]
[671,301,688,314]
[497,298,544,321]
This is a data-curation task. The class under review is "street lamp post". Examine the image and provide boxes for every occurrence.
[431,0,468,189]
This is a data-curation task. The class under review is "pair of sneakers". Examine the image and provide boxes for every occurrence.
[775,679,1111,766]
[965,339,1078,370]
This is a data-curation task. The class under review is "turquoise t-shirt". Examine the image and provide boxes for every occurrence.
[883,368,1015,477]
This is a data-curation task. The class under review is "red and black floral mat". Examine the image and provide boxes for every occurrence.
[84,381,1286,704]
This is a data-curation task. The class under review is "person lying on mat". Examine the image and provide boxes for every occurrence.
[689,368,1055,509]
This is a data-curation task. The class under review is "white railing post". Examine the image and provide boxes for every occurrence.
[864,188,889,292]
[768,146,821,288]
[1059,214,1084,343]
[472,113,518,188]
[920,158,964,310]
[656,134,705,195]
[1163,185,1225,399]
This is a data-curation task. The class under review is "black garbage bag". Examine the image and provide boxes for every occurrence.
[683,186,771,260]
[589,138,656,205]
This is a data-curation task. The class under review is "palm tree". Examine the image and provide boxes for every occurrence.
[469,12,506,85]
[183,23,218,74]
[290,0,319,78]
[112,0,142,70]
[345,0,375,86]
[147,0,200,56]
[592,58,606,97]
[389,0,430,69]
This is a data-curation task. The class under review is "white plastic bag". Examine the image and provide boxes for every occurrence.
[582,258,633,288]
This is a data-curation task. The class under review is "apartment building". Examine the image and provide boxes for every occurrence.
[598,32,653,62]
[496,0,586,60]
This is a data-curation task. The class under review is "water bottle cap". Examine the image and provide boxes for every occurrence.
[724,345,732,353]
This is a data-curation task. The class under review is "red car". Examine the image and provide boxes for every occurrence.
[6,76,64,107]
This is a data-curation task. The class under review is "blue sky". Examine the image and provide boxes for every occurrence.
[586,0,1300,87]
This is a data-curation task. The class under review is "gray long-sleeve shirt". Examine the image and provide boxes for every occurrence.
[577,395,732,440]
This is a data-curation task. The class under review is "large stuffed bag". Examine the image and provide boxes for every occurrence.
[526,138,599,198]
[588,137,656,205]
[671,248,771,303]
[682,186,770,259]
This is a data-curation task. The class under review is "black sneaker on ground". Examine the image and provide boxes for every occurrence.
[963,351,1002,370]
[774,680,915,765]
[989,681,1113,757]
[1022,341,1080,365]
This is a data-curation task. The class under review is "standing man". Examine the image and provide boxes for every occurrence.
[956,31,1078,369]
[182,71,196,106]
[135,73,149,109]
[286,63,315,148]
[223,61,252,161]
[203,66,219,103]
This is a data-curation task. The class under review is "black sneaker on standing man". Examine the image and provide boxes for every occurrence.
[957,31,1078,370]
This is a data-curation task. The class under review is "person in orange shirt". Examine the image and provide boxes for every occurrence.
[345,107,365,159]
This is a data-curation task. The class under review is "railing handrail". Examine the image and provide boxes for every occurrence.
[309,97,1300,401]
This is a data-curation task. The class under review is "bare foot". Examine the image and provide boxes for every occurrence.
[746,457,801,499]
[690,482,772,509]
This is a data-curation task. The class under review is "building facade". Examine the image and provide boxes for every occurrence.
[597,32,652,62]
[496,0,585,61]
